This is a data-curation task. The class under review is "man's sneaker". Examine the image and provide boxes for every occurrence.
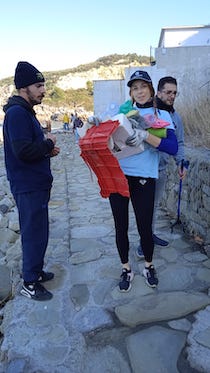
[142,265,158,288]
[38,271,54,283]
[119,268,134,292]
[20,282,53,301]
[153,234,169,246]
[136,244,144,259]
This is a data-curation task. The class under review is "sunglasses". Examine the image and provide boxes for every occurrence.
[162,90,179,97]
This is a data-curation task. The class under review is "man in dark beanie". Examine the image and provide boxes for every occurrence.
[14,61,45,89]
[3,61,60,301]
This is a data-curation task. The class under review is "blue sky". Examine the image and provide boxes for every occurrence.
[0,0,209,79]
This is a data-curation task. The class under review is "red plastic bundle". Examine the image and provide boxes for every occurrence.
[79,120,129,198]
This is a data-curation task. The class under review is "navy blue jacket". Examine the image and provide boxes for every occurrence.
[3,95,54,194]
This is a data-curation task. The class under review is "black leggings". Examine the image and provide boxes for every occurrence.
[109,176,155,264]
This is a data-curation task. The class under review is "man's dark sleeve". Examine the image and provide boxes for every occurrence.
[12,138,54,162]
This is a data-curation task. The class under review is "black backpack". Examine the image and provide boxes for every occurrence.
[74,117,84,128]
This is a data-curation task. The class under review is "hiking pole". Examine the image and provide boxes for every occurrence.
[170,159,189,233]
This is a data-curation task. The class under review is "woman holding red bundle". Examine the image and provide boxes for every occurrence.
[109,70,178,292]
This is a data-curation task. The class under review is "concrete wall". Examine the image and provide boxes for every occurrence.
[93,79,125,116]
[155,45,210,85]
[154,45,210,120]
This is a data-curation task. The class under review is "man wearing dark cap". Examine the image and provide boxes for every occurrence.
[3,61,60,301]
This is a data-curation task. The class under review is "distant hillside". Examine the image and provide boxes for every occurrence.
[0,53,150,118]
[47,53,150,90]
[0,53,150,87]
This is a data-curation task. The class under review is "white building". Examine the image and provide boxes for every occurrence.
[158,24,210,48]
[93,25,210,115]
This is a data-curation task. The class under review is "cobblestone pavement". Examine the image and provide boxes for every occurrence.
[0,132,210,373]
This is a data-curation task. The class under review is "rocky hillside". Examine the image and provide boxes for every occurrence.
[46,53,150,90]
[0,53,150,121]
[57,65,127,90]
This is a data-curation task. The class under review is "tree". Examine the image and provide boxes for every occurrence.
[86,80,93,95]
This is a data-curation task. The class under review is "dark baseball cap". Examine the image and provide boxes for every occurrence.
[127,70,152,87]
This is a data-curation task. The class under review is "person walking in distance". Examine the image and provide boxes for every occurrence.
[136,76,187,258]
[3,61,60,301]
[63,112,70,131]
[110,70,178,291]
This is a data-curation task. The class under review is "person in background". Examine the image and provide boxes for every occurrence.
[73,114,83,144]
[136,76,187,258]
[3,61,60,301]
[70,112,76,125]
[110,70,178,292]
[63,112,70,131]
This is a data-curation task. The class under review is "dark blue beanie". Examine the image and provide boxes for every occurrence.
[14,61,45,89]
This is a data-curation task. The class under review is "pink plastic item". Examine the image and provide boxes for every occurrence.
[143,114,170,129]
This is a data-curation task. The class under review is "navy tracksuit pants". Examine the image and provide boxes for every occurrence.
[13,190,50,283]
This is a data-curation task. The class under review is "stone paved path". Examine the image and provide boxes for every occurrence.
[0,132,210,373]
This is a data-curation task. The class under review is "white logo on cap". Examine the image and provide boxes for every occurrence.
[36,72,44,81]
[134,71,143,77]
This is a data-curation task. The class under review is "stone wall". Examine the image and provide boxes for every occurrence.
[161,146,210,244]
